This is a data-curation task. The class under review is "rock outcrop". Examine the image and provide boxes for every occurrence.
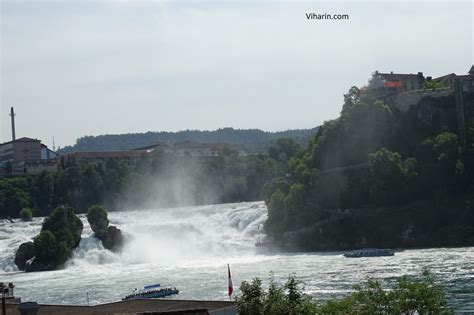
[87,205,124,252]
[14,242,34,271]
[102,225,124,252]
[14,206,83,272]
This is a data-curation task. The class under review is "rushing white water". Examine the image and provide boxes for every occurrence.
[1,201,473,312]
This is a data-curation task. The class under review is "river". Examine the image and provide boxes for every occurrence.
[1,201,473,312]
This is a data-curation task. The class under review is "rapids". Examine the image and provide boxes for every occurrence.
[1,201,473,312]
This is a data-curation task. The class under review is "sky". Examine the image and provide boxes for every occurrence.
[1,0,473,148]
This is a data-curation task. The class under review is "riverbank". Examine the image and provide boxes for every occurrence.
[267,197,474,252]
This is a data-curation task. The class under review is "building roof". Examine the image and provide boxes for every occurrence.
[132,142,170,151]
[6,299,236,315]
[0,137,41,147]
[376,71,424,82]
[469,65,474,75]
[66,150,149,159]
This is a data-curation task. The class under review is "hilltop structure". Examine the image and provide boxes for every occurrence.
[367,65,474,147]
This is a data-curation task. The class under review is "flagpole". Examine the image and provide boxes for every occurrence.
[227,263,233,301]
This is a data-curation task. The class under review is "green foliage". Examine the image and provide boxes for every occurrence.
[0,179,31,218]
[312,98,394,170]
[265,190,287,234]
[342,86,361,113]
[467,118,474,151]
[264,85,473,250]
[237,272,451,314]
[15,205,83,271]
[368,148,409,205]
[318,270,451,314]
[87,205,109,238]
[423,80,447,90]
[42,206,83,248]
[32,230,71,268]
[0,152,282,218]
[19,207,33,221]
[236,275,317,315]
[59,127,319,155]
[268,138,302,162]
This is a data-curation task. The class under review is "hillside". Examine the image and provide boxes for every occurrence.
[58,127,319,154]
[263,85,474,251]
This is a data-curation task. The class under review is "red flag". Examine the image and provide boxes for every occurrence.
[228,264,233,297]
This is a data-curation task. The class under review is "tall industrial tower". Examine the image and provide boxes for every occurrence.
[9,107,16,141]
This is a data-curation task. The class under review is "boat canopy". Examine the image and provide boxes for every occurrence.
[144,284,160,290]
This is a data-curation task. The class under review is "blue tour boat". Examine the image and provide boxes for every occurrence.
[123,284,179,300]
[343,248,394,258]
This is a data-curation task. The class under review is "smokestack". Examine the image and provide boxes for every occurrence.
[9,107,16,141]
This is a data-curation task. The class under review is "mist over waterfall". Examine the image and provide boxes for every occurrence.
[0,201,268,274]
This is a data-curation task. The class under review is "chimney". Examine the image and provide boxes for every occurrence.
[9,107,16,142]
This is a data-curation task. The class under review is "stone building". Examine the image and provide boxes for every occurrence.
[0,137,58,175]
[434,65,474,93]
[371,71,425,95]
[369,66,474,147]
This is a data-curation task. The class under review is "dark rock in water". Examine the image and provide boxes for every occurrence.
[24,256,56,272]
[14,242,35,271]
[14,206,82,272]
[87,205,109,238]
[102,225,124,252]
[87,205,124,252]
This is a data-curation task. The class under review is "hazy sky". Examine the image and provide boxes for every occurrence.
[1,0,472,148]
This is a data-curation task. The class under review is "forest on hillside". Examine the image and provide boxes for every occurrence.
[264,86,474,250]
[58,127,319,154]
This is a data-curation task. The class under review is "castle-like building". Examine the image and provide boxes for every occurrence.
[367,66,474,147]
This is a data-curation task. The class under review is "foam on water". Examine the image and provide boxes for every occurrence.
[1,201,473,311]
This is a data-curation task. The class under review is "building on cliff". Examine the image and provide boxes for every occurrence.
[368,65,474,147]
[371,70,426,95]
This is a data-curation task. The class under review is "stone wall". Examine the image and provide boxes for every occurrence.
[389,88,453,112]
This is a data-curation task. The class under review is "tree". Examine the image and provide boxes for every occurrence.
[268,138,301,162]
[237,272,451,314]
[33,230,70,269]
[87,205,109,239]
[265,190,287,234]
[42,205,83,248]
[236,275,316,315]
[19,208,33,221]
[318,270,451,314]
[368,148,406,205]
[342,86,361,113]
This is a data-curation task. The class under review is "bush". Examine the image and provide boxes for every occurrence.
[236,271,451,314]
[87,205,109,238]
[236,275,318,315]
[42,205,83,248]
[33,230,71,269]
[14,205,82,272]
[19,208,33,221]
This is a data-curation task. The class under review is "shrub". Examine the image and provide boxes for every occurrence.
[42,205,83,248]
[19,208,33,221]
[33,230,70,268]
[236,271,451,314]
[87,205,109,239]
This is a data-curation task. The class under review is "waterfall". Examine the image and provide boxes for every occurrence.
[0,201,268,273]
